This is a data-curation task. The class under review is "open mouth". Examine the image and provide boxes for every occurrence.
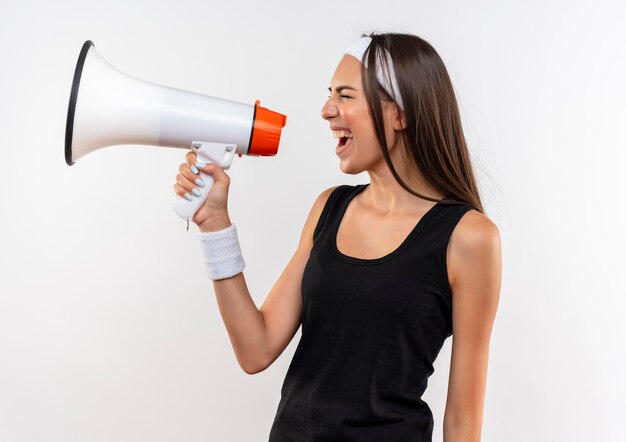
[338,136,353,147]
[332,129,354,153]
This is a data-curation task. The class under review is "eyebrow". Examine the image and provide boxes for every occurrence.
[328,85,357,93]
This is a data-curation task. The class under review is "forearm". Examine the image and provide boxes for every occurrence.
[211,272,268,374]
[443,418,482,442]
[199,215,268,374]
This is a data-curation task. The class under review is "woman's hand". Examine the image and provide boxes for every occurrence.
[173,150,232,232]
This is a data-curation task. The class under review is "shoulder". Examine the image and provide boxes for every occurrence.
[310,184,358,211]
[447,208,501,288]
[312,185,344,210]
[452,208,500,249]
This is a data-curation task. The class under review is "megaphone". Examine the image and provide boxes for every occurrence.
[65,40,287,221]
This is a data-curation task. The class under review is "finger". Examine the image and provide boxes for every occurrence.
[178,162,205,188]
[175,173,201,198]
[185,150,197,166]
[173,183,193,200]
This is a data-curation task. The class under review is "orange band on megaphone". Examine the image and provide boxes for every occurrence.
[248,99,287,156]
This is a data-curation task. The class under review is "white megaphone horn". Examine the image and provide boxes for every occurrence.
[65,40,287,221]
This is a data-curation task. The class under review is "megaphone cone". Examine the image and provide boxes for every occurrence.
[65,40,287,220]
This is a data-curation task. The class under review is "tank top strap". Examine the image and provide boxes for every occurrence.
[312,184,354,243]
[421,201,475,322]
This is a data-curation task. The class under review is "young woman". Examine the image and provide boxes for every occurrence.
[173,32,501,442]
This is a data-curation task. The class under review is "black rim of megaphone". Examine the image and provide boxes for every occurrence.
[65,40,94,166]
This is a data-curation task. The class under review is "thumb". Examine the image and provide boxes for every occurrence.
[199,162,218,175]
[200,162,228,182]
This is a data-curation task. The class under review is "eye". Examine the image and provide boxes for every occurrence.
[326,95,352,99]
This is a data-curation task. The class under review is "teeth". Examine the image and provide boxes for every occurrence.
[332,130,354,139]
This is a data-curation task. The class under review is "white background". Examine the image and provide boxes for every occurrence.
[1,1,625,441]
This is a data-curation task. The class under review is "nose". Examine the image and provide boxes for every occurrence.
[320,97,338,121]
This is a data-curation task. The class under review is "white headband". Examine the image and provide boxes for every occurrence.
[342,36,404,111]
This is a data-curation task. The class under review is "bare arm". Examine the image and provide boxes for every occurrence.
[198,213,265,374]
[204,186,338,374]
[443,210,502,441]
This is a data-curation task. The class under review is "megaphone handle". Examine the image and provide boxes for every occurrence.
[170,141,237,221]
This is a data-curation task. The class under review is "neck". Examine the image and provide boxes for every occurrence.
[363,144,445,215]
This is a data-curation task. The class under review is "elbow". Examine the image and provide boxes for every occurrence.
[240,358,270,375]
[241,365,264,375]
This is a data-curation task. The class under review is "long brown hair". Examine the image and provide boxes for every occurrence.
[360,32,484,213]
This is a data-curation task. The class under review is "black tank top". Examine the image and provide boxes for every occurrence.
[268,183,473,442]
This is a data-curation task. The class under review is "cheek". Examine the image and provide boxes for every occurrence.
[346,107,374,138]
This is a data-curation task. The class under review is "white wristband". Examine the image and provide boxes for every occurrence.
[197,223,246,280]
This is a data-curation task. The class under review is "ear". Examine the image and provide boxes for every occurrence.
[392,105,407,131]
